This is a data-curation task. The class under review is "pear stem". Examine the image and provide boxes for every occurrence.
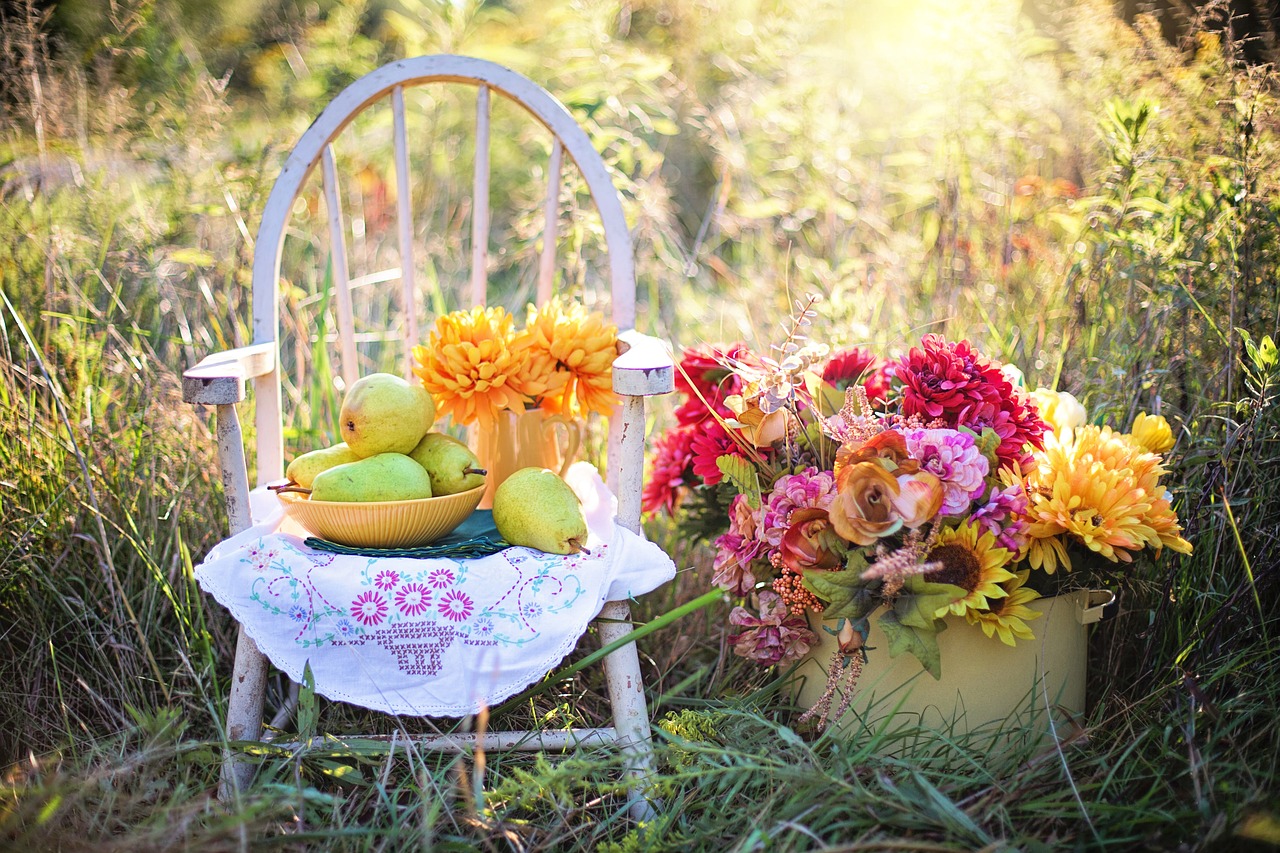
[269,483,313,496]
[463,467,488,476]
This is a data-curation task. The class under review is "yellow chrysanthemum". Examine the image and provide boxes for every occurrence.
[924,520,1016,618]
[412,306,556,428]
[1023,425,1192,573]
[522,298,619,418]
[966,569,1043,646]
[1130,412,1175,454]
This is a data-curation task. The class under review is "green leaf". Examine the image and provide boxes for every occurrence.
[879,609,946,680]
[897,575,967,630]
[297,661,318,742]
[801,554,875,622]
[717,454,762,509]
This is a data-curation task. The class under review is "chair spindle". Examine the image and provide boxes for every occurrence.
[537,139,563,303]
[321,144,359,387]
[392,85,419,377]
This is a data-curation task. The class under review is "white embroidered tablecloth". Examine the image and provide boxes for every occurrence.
[194,464,676,717]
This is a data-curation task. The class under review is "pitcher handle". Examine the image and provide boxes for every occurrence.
[542,414,582,477]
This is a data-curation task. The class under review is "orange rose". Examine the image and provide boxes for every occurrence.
[835,429,920,476]
[828,460,904,545]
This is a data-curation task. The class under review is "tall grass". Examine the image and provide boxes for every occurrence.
[1,0,1278,849]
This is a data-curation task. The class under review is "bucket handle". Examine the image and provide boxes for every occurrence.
[1076,589,1117,625]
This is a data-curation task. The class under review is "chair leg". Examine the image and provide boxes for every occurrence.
[597,600,659,821]
[219,624,270,800]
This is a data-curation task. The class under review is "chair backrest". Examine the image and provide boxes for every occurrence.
[249,55,638,485]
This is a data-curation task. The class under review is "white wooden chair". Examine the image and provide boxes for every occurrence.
[181,55,674,817]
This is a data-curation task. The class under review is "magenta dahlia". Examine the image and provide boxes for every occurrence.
[904,428,989,516]
[970,480,1031,554]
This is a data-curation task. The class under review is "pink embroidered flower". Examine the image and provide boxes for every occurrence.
[713,493,763,595]
[822,346,891,402]
[427,567,456,589]
[351,591,388,626]
[438,589,474,622]
[728,590,818,666]
[904,428,989,516]
[758,467,837,548]
[245,543,278,571]
[394,583,432,617]
[374,569,400,591]
[642,425,697,516]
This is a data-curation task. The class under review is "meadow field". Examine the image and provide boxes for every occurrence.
[1,0,1278,849]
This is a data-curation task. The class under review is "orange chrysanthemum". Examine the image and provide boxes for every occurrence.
[1022,425,1193,573]
[521,298,619,418]
[412,306,557,428]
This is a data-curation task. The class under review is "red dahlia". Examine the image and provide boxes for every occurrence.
[895,334,1047,470]
[642,425,697,515]
[674,342,757,425]
[821,346,891,402]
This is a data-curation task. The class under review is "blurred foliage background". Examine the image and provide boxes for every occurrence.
[2,0,1279,849]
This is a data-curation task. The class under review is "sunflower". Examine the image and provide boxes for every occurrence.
[965,569,1043,646]
[924,520,1016,618]
[412,306,554,428]
[1022,425,1192,573]
[521,298,619,418]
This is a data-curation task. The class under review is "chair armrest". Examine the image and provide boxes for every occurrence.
[613,330,674,397]
[182,343,276,406]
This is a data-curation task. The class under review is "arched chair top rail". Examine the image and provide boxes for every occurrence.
[251,54,637,347]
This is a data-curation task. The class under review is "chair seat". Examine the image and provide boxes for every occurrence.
[195,472,675,717]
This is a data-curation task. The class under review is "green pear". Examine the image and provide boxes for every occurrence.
[492,467,587,555]
[409,432,487,496]
[309,453,433,502]
[339,373,436,457]
[285,442,360,489]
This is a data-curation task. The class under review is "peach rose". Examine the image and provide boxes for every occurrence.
[828,460,904,545]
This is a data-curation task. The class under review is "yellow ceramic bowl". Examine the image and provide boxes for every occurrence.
[277,484,485,548]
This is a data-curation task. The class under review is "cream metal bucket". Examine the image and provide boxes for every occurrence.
[793,589,1116,740]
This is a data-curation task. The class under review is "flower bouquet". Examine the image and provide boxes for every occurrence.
[644,295,1192,728]
[412,298,619,503]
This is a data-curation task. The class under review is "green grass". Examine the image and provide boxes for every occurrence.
[2,0,1280,849]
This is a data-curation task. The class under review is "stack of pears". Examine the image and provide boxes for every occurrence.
[279,373,486,502]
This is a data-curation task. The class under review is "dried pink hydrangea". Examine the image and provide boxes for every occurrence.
[904,428,989,516]
[728,590,818,666]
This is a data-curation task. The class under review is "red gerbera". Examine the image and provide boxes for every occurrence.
[689,418,747,486]
[895,334,1047,470]
[674,342,757,425]
[822,346,891,402]
[642,425,697,515]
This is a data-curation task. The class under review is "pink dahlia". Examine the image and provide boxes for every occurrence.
[895,334,1047,470]
[822,346,891,402]
[642,426,697,515]
[758,467,838,548]
[904,428,989,516]
[728,590,818,666]
[673,342,755,426]
[712,493,763,595]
